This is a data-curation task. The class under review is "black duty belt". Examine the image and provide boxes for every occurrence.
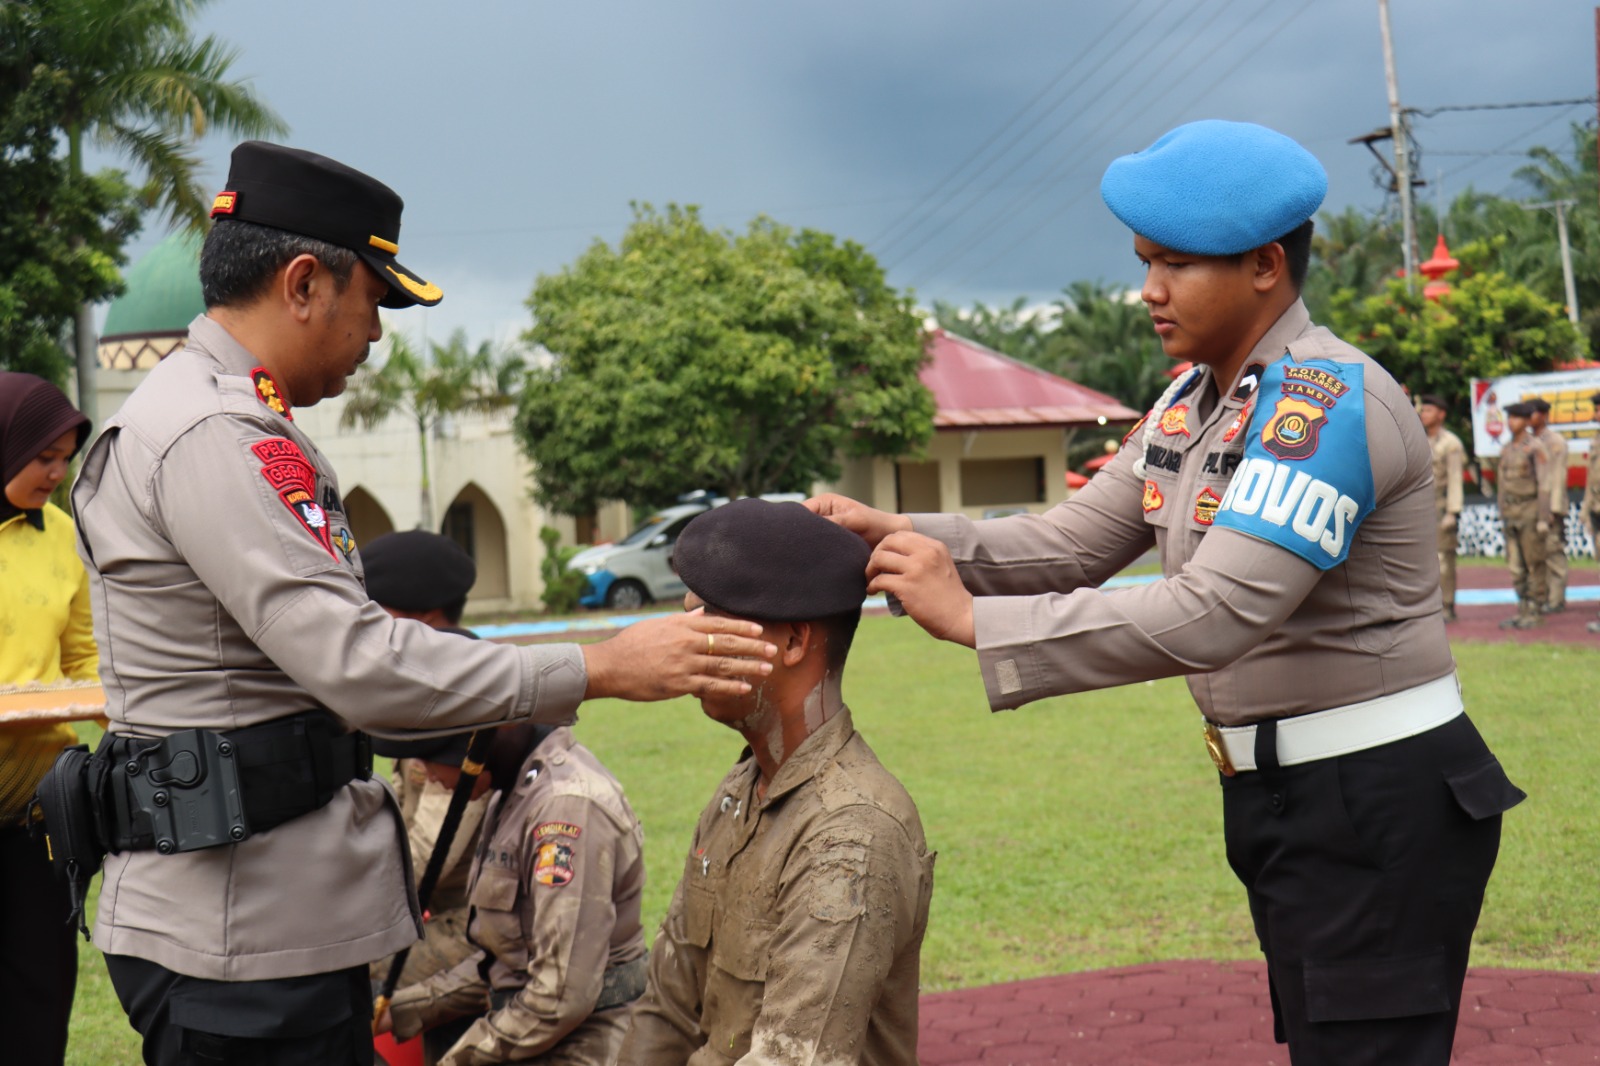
[489,955,648,1014]
[101,711,371,855]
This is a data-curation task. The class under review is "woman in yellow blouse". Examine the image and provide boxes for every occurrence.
[0,371,95,1066]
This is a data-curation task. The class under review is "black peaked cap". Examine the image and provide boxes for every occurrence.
[363,530,476,613]
[1504,402,1534,417]
[674,499,870,621]
[211,141,441,308]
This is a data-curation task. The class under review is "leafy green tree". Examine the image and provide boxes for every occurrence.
[0,66,140,381]
[340,329,526,529]
[537,526,587,615]
[517,204,934,514]
[1328,245,1587,437]
[930,296,1063,367]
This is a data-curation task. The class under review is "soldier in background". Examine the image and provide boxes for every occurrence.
[1529,398,1569,613]
[1584,390,1600,636]
[1497,402,1550,630]
[1419,396,1465,622]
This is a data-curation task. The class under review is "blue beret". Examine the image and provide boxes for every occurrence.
[1101,120,1327,255]
[674,499,869,621]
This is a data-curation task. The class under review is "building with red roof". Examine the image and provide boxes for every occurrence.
[826,329,1141,517]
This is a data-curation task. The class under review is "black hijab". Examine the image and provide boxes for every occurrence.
[0,372,91,526]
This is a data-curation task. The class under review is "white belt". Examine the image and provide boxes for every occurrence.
[1203,674,1464,776]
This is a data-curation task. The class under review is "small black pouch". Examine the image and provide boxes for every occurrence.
[31,743,111,939]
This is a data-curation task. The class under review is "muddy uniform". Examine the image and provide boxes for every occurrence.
[1538,426,1569,609]
[621,708,934,1066]
[911,300,1523,1063]
[71,315,587,1058]
[1498,433,1550,620]
[390,728,646,1066]
[381,757,491,988]
[1430,427,1466,614]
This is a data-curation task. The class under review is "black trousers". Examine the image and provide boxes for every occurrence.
[1222,713,1525,1066]
[0,826,77,1066]
[106,954,376,1066]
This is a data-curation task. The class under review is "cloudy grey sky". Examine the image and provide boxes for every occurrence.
[99,0,1598,346]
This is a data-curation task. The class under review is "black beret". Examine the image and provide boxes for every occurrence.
[1527,397,1551,414]
[1504,402,1534,417]
[211,141,441,309]
[674,499,870,622]
[1417,394,1448,411]
[363,531,476,612]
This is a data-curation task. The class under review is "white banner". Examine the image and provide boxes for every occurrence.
[1469,369,1600,458]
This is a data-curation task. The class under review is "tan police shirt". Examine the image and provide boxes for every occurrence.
[1582,430,1600,536]
[1497,433,1549,527]
[1431,427,1466,519]
[620,708,935,1066]
[72,315,588,981]
[1538,426,1570,517]
[913,301,1455,727]
[390,728,647,1065]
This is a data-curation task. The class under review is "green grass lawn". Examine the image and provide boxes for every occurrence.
[65,626,1597,1062]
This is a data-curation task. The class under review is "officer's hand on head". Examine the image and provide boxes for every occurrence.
[804,493,912,550]
[867,531,976,648]
[582,611,777,702]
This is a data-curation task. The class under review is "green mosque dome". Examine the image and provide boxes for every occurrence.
[101,230,205,340]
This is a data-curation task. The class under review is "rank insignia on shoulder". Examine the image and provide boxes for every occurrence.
[250,438,336,558]
[1194,488,1221,525]
[1232,363,1265,402]
[1142,479,1164,513]
[251,367,292,421]
[1159,404,1191,436]
[534,840,575,887]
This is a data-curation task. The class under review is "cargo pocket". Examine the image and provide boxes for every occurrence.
[1443,755,1526,820]
[469,866,521,911]
[681,881,714,950]
[1304,951,1452,1023]
[712,916,775,983]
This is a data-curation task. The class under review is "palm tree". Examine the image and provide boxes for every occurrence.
[340,329,527,530]
[1053,280,1171,412]
[2,0,287,416]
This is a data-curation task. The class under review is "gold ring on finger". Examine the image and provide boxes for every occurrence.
[707,633,715,655]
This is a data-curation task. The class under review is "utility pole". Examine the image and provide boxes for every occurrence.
[1379,0,1418,284]
[1524,199,1581,324]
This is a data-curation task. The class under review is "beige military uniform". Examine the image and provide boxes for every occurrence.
[1537,426,1569,608]
[914,301,1454,725]
[1429,426,1467,612]
[377,758,492,989]
[1583,431,1600,549]
[1497,432,1550,619]
[621,708,934,1066]
[71,315,588,982]
[390,728,646,1065]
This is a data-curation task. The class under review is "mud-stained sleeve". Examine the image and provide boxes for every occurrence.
[618,845,709,1062]
[389,952,491,1040]
[438,795,620,1065]
[148,414,584,729]
[972,526,1322,710]
[912,442,1154,597]
[737,806,920,1066]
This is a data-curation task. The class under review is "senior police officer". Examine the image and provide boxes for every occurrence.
[809,120,1523,1065]
[1528,398,1570,613]
[364,531,494,992]
[620,499,935,1066]
[1497,402,1551,630]
[1419,395,1467,622]
[70,142,776,1066]
[378,720,647,1066]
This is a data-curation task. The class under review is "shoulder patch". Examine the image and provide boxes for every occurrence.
[251,367,292,420]
[533,840,576,887]
[251,438,336,558]
[1213,357,1374,570]
[533,821,583,843]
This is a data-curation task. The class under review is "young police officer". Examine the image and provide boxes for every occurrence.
[71,142,775,1066]
[810,120,1524,1065]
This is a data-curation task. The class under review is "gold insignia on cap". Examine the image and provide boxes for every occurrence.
[384,265,443,302]
[368,234,399,254]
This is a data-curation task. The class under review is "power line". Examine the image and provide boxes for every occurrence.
[1411,95,1596,119]
[876,0,1188,263]
[1439,103,1591,183]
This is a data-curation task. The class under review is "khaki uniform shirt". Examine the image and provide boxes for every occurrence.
[621,708,935,1066]
[1497,434,1549,528]
[72,315,588,981]
[1430,427,1466,518]
[391,727,646,1065]
[915,301,1454,726]
[1538,426,1570,515]
[1582,432,1600,536]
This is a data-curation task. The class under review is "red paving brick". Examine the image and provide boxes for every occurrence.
[919,963,1600,1065]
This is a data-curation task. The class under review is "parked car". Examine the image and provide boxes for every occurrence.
[568,493,807,610]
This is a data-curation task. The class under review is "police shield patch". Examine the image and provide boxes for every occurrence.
[1260,397,1327,461]
[251,438,337,558]
[534,841,575,887]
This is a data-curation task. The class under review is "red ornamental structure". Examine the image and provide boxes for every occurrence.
[1419,233,1459,301]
